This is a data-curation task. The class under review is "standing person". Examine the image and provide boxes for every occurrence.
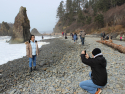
[72,33,74,40]
[26,35,39,73]
[81,30,86,45]
[73,33,77,43]
[63,32,64,37]
[79,31,82,42]
[100,32,103,40]
[103,32,105,40]
[79,48,107,94]
[42,35,44,39]
[62,32,64,37]
[70,33,72,36]
[65,33,67,39]
[120,35,122,41]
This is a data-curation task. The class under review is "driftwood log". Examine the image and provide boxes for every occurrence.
[96,40,125,53]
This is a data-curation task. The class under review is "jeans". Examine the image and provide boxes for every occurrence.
[79,72,103,94]
[81,37,85,45]
[29,55,36,68]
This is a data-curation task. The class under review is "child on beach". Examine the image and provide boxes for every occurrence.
[25,35,39,73]
[80,48,107,94]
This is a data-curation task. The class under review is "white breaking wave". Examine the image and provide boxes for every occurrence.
[0,36,56,65]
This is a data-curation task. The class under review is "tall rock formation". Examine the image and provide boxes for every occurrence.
[9,6,31,44]
[0,21,13,36]
[31,28,42,36]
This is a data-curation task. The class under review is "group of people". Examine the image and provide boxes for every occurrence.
[70,30,86,45]
[26,34,107,94]
[62,32,68,39]
[100,32,113,40]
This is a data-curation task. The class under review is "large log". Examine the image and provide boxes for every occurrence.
[96,40,125,53]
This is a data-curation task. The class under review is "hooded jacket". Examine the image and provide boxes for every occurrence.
[25,40,39,58]
[81,54,107,86]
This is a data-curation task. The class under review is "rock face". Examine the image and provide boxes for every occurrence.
[9,6,31,44]
[0,21,13,36]
[31,28,42,36]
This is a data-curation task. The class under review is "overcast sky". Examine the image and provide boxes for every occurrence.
[0,0,66,33]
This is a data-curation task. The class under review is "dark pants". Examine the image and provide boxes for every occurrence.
[81,37,85,45]
[80,36,82,42]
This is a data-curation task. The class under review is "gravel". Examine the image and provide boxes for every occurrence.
[1,36,125,94]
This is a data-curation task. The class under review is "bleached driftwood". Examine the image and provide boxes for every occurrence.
[96,40,125,53]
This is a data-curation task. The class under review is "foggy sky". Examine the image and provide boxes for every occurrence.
[0,0,66,33]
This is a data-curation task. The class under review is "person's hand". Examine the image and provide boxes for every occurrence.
[81,51,85,54]
[85,54,89,59]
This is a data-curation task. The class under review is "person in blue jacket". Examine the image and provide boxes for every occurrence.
[73,33,77,43]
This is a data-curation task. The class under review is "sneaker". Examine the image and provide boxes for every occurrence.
[95,88,102,94]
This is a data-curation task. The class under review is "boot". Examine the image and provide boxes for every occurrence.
[29,67,32,72]
[33,66,36,70]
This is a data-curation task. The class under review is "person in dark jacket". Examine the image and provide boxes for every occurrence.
[72,33,74,40]
[65,33,67,39]
[79,48,107,94]
[103,32,106,40]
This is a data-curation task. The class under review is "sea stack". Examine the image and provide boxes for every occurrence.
[9,6,31,44]
[31,28,42,36]
[0,21,13,36]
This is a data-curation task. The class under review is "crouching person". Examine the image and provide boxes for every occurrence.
[79,48,107,94]
[25,35,39,73]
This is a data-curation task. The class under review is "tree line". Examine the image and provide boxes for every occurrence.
[56,0,125,28]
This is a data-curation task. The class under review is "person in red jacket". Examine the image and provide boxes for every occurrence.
[62,32,64,37]
[80,48,107,94]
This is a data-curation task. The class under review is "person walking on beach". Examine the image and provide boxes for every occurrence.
[80,48,107,94]
[73,33,77,43]
[81,30,86,45]
[26,35,39,73]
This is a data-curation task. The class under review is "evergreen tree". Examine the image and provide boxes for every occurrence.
[86,16,92,24]
[66,0,72,13]
[94,14,104,28]
[85,1,89,9]
[57,1,65,18]
[78,9,85,24]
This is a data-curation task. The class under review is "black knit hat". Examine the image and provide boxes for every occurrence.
[92,48,101,56]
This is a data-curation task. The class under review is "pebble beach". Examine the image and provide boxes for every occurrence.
[0,36,125,94]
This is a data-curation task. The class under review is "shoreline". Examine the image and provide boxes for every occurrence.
[0,37,78,93]
[1,36,125,94]
[0,36,58,66]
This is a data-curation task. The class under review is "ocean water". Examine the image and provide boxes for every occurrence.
[0,36,56,65]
